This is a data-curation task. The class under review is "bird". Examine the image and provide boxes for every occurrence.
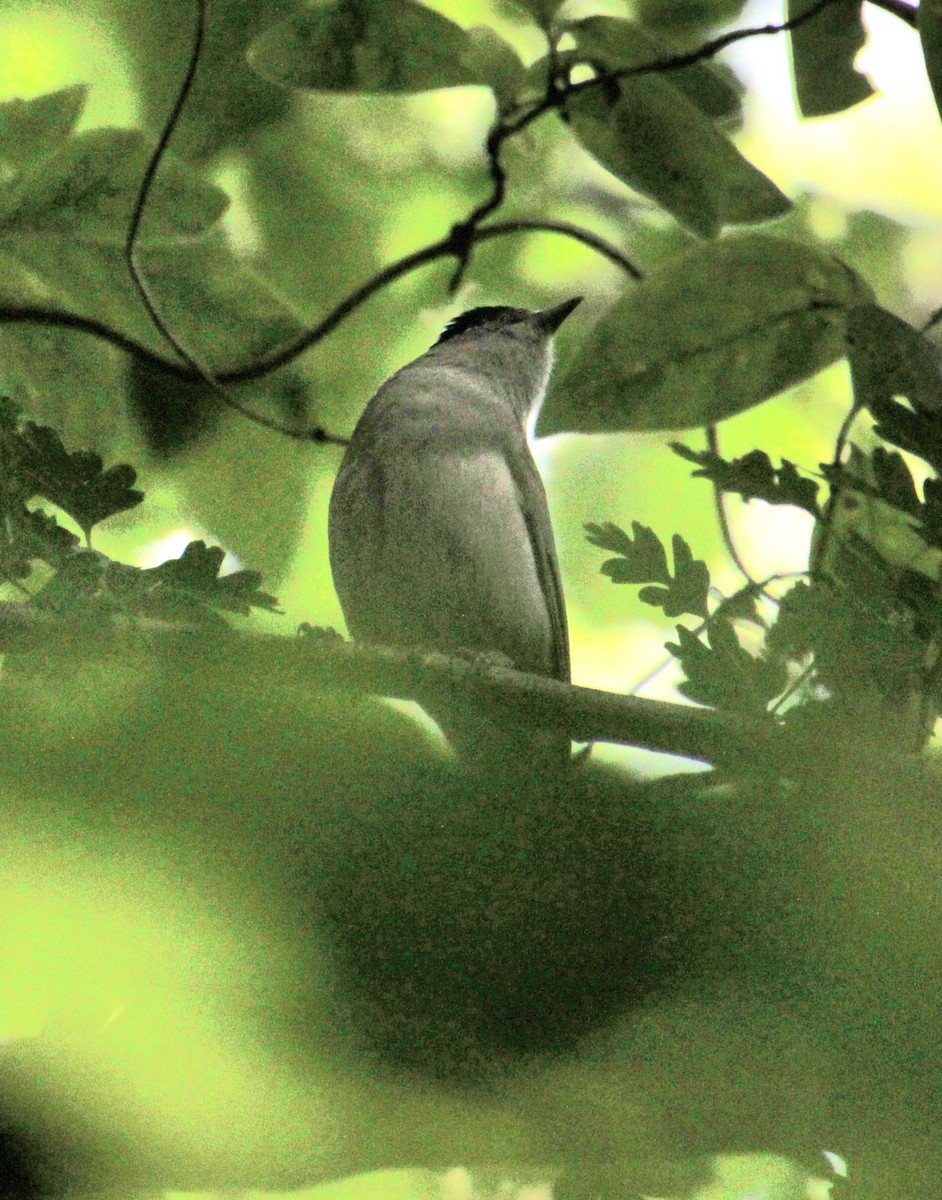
[328,298,582,769]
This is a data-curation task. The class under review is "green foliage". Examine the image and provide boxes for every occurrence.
[0,127,227,246]
[586,305,942,744]
[0,84,87,170]
[566,18,744,123]
[248,0,479,93]
[787,0,874,117]
[920,0,942,128]
[141,539,280,615]
[5,3,942,1196]
[585,521,710,618]
[0,398,276,619]
[564,18,784,237]
[541,234,872,434]
[0,88,308,451]
[0,396,142,550]
[460,26,527,113]
[510,0,564,28]
[847,302,942,418]
[666,617,787,713]
[671,444,821,516]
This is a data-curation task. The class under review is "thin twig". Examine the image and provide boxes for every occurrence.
[705,424,760,590]
[486,220,643,280]
[0,220,640,387]
[448,0,840,290]
[567,0,840,100]
[123,0,349,444]
[809,399,861,576]
[5,0,847,440]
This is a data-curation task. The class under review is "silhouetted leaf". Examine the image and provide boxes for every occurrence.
[587,522,709,618]
[768,578,922,707]
[542,234,871,434]
[847,303,942,415]
[667,618,785,712]
[639,535,710,619]
[920,0,942,127]
[672,443,821,516]
[847,305,942,477]
[15,421,144,536]
[870,447,921,518]
[787,0,875,118]
[715,586,763,626]
[146,540,280,615]
[248,0,478,93]
[922,477,942,552]
[0,85,87,170]
[585,520,670,585]
[0,402,108,584]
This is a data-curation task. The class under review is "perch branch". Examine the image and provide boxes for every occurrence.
[0,600,768,769]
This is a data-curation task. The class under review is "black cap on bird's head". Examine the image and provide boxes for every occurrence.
[434,297,582,347]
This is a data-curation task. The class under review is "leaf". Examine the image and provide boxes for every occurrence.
[922,477,942,553]
[14,421,144,537]
[846,304,942,477]
[509,0,562,29]
[864,403,942,481]
[145,540,280,615]
[870,447,921,518]
[847,303,942,415]
[670,535,710,618]
[461,26,526,112]
[0,85,88,171]
[0,127,230,248]
[0,120,233,450]
[0,222,307,454]
[672,443,821,516]
[587,521,709,618]
[585,520,670,584]
[247,0,478,93]
[768,578,922,706]
[567,16,742,123]
[715,585,763,626]
[113,0,297,162]
[541,234,872,435]
[666,618,786,713]
[0,401,113,584]
[787,0,875,118]
[563,20,787,237]
[921,0,942,127]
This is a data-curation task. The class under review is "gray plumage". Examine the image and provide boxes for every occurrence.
[328,299,580,767]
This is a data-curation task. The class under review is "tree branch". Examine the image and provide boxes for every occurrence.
[2,0,891,442]
[0,219,638,396]
[0,601,767,768]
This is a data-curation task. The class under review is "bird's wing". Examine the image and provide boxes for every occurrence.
[331,441,568,682]
[507,446,571,684]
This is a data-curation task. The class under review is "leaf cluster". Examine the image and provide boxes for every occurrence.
[587,298,942,752]
[0,399,277,620]
[0,84,308,448]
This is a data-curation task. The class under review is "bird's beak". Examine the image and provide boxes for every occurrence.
[535,296,583,334]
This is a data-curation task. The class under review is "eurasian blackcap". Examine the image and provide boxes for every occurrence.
[328,298,581,767]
